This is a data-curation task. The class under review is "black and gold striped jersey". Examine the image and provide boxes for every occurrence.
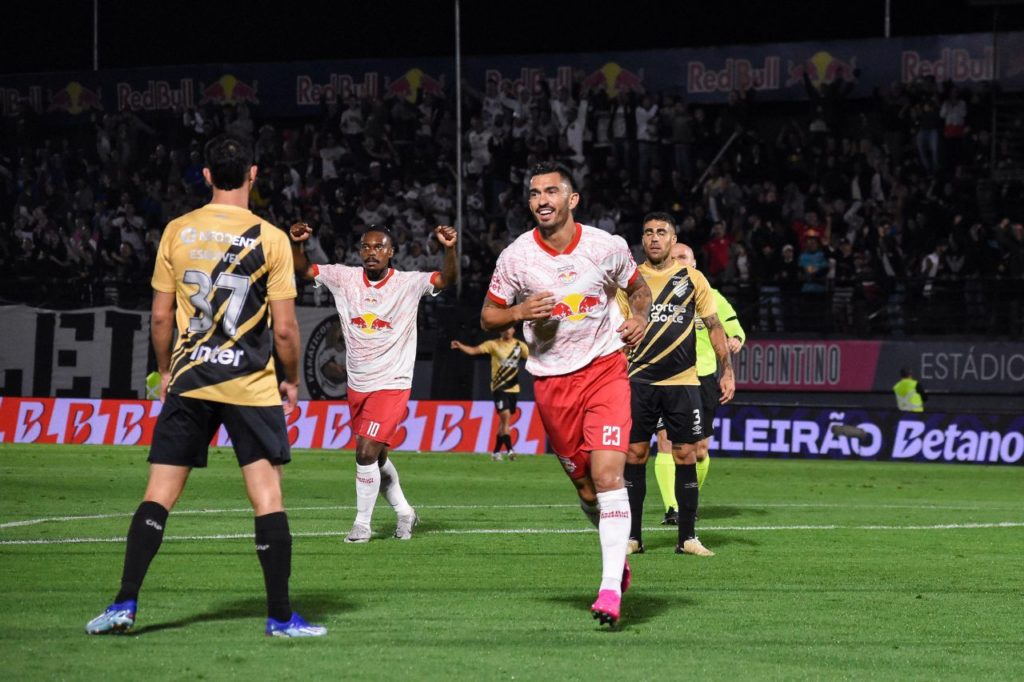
[478,338,529,393]
[627,262,716,386]
[151,203,296,406]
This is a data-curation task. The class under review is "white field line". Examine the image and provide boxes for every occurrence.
[0,501,1015,530]
[2,521,1023,546]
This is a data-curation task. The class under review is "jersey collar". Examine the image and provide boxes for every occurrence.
[533,222,582,257]
[363,267,395,288]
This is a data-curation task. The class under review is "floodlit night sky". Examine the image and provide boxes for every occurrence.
[3,0,1024,74]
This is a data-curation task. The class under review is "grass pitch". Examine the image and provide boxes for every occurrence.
[1,444,1023,681]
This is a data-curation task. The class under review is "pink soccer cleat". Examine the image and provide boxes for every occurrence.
[621,559,632,594]
[591,589,621,626]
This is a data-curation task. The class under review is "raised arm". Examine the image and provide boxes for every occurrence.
[431,225,458,290]
[288,222,318,281]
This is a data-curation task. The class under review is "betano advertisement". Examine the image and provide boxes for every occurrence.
[0,398,1020,466]
[1,31,1022,116]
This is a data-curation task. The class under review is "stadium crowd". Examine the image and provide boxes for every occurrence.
[1,70,1022,336]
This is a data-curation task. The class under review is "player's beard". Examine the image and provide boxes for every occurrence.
[645,247,672,269]
[363,258,390,280]
[533,203,571,235]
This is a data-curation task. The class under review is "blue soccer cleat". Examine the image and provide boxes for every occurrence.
[85,599,136,634]
[265,612,327,638]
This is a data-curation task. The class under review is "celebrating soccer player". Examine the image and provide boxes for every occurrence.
[86,134,326,638]
[623,214,735,558]
[290,221,457,543]
[482,162,652,627]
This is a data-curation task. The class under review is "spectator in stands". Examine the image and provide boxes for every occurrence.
[939,87,967,168]
[699,221,730,280]
[0,63,1017,342]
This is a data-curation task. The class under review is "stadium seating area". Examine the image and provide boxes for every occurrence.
[1,74,1022,336]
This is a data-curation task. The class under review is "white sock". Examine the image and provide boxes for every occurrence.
[354,463,380,525]
[597,488,630,594]
[379,458,413,516]
[580,499,600,528]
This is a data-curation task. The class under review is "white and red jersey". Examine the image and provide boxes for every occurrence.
[314,265,440,391]
[487,223,639,377]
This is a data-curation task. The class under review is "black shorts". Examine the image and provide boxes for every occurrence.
[698,373,721,434]
[148,393,291,469]
[493,390,518,414]
[629,382,704,445]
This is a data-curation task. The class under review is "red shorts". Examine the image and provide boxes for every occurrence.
[347,388,411,447]
[533,352,632,480]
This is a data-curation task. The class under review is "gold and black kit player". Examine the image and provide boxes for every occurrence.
[624,259,716,553]
[149,202,296,468]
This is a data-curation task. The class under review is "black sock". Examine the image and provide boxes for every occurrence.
[493,433,503,453]
[623,462,647,542]
[502,434,513,451]
[115,501,168,603]
[675,463,699,544]
[255,512,292,622]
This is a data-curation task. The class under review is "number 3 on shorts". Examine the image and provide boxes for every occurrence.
[602,425,621,447]
[367,421,381,437]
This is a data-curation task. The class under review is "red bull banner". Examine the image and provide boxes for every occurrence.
[0,397,549,454]
[3,32,1022,116]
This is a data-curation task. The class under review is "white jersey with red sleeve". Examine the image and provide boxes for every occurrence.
[314,264,440,391]
[487,223,639,377]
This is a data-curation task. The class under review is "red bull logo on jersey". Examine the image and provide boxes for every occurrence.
[48,82,103,115]
[581,63,645,97]
[549,292,604,322]
[786,52,858,88]
[350,313,394,335]
[385,69,445,103]
[556,268,578,285]
[200,74,259,105]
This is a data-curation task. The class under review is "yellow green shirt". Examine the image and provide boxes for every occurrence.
[695,289,745,377]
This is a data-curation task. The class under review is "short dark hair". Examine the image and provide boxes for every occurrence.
[527,161,575,192]
[203,134,253,190]
[900,367,912,378]
[642,212,676,230]
[362,225,395,247]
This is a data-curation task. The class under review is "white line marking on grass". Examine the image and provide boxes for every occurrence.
[1,501,1012,530]
[0,504,578,529]
[2,521,1023,546]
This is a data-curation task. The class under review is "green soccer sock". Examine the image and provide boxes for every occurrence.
[654,450,677,512]
[696,452,711,491]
